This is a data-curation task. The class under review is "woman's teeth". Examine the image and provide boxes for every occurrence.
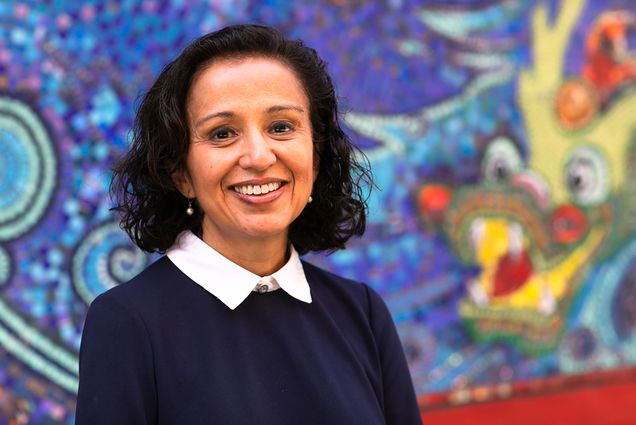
[233,182,281,195]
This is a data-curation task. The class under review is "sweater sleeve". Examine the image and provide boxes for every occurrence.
[75,293,157,425]
[365,285,423,425]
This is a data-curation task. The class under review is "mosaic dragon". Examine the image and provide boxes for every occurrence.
[419,0,636,355]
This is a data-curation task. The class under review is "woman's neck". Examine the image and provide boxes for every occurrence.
[199,228,289,276]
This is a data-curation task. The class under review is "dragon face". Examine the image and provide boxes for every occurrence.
[421,139,615,354]
[417,2,636,354]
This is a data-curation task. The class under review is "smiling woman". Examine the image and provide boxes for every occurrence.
[75,24,422,425]
[173,57,316,275]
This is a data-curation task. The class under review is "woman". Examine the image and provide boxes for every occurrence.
[75,24,422,425]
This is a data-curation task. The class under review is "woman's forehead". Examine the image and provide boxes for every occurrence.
[190,54,308,98]
[187,57,309,115]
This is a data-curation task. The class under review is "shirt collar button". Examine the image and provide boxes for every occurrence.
[255,283,270,293]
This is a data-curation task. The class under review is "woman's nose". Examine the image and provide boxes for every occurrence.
[238,131,276,170]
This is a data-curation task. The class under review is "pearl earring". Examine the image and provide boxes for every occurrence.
[186,199,194,216]
[308,196,313,204]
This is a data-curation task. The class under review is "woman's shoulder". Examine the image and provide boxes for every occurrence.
[301,260,388,312]
[301,260,363,291]
[301,260,398,341]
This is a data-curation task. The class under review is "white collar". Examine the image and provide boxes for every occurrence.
[166,231,312,310]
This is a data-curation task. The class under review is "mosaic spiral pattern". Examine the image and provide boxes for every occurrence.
[0,246,9,285]
[0,96,56,240]
[72,222,150,305]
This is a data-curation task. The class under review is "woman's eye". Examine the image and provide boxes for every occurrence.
[270,121,294,134]
[210,127,236,140]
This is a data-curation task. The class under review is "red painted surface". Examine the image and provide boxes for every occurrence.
[421,381,636,425]
[419,367,636,425]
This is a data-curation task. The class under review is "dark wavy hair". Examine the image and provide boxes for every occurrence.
[111,24,371,255]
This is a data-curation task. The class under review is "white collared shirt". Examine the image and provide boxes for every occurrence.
[166,231,312,310]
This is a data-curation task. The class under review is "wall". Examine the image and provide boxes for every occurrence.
[0,0,635,422]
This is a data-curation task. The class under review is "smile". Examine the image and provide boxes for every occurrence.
[232,181,283,195]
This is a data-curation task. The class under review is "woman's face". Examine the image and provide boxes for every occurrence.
[175,56,317,250]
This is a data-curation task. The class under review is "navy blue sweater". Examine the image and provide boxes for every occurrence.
[75,257,422,424]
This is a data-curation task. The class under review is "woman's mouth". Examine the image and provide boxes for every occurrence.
[232,181,283,196]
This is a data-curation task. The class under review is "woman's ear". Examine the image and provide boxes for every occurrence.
[171,168,195,198]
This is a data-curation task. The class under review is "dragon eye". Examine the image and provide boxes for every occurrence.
[564,146,610,206]
[481,137,522,183]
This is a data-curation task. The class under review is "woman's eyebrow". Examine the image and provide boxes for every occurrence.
[194,111,234,128]
[266,104,305,114]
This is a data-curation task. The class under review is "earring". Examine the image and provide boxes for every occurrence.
[308,196,313,204]
[186,199,194,216]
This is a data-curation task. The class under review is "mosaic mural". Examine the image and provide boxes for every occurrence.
[0,0,635,422]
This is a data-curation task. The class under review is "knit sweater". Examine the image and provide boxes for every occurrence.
[75,256,422,425]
